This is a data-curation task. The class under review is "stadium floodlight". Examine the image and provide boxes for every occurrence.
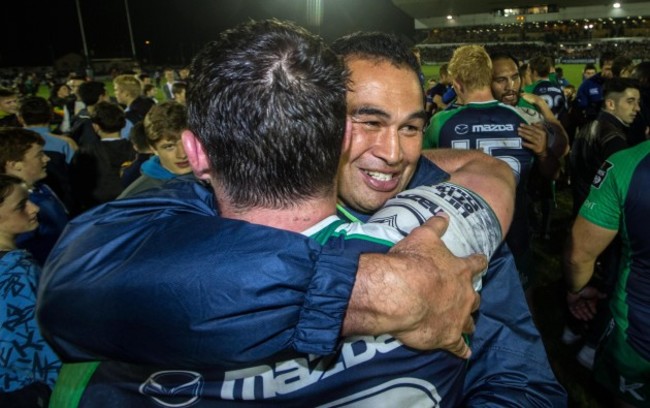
[613,2,621,8]
[447,15,453,20]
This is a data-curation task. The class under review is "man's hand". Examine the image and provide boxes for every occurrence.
[519,122,547,156]
[343,216,486,359]
[567,286,607,321]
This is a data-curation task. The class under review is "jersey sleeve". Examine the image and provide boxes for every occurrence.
[422,112,446,149]
[579,158,624,231]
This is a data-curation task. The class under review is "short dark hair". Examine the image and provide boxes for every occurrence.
[0,174,25,205]
[611,55,634,78]
[331,31,421,78]
[488,51,520,68]
[49,83,70,99]
[519,63,529,78]
[143,83,156,95]
[171,81,186,96]
[18,96,52,125]
[188,19,347,209]
[128,121,150,153]
[631,61,650,84]
[528,54,552,78]
[0,127,45,170]
[603,77,640,100]
[584,63,597,72]
[78,81,106,106]
[91,101,126,133]
[600,52,616,68]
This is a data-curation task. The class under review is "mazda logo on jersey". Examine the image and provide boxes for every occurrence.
[454,124,469,135]
[139,370,203,407]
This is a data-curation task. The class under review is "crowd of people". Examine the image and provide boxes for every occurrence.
[1,16,649,408]
[422,16,650,45]
[418,40,650,65]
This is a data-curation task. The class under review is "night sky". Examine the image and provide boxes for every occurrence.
[2,0,415,68]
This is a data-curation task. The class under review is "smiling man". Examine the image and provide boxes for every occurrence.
[333,36,565,406]
[336,57,427,214]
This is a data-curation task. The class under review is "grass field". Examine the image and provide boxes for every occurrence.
[35,64,583,101]
[422,63,585,88]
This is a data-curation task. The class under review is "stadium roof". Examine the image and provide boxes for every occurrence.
[392,0,650,28]
[392,0,650,19]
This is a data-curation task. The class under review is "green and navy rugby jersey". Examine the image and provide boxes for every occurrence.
[524,79,567,119]
[580,141,650,360]
[423,100,534,186]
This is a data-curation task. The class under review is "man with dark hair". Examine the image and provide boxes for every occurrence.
[489,49,569,266]
[61,74,87,134]
[0,128,69,266]
[18,96,77,164]
[171,81,187,105]
[523,54,568,242]
[525,54,567,119]
[426,63,451,116]
[70,101,134,210]
[18,96,77,212]
[571,77,641,215]
[567,77,641,369]
[69,81,110,147]
[333,36,565,405]
[120,121,153,188]
[555,66,570,88]
[611,55,634,78]
[577,52,616,121]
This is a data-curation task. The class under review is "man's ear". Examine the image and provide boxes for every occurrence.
[604,98,615,112]
[451,78,463,96]
[181,130,211,180]
[5,160,22,177]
